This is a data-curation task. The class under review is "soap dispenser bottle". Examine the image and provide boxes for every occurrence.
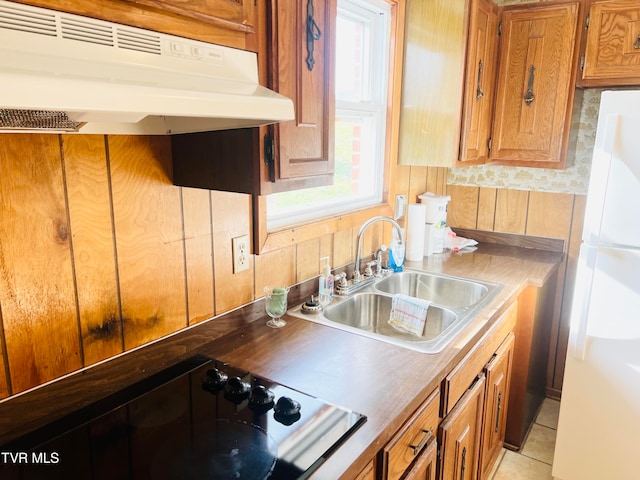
[318,257,334,306]
[388,230,405,272]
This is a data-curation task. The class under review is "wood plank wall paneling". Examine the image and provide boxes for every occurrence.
[446,184,588,396]
[181,187,214,325]
[211,191,254,314]
[0,135,81,394]
[109,136,188,351]
[0,137,583,400]
[63,135,122,365]
[477,188,497,231]
[494,189,529,234]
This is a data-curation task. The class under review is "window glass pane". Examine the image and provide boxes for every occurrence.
[336,13,371,102]
[267,113,381,226]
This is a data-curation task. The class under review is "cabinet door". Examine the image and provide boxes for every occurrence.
[438,374,486,480]
[354,459,375,480]
[398,0,469,167]
[404,438,437,480]
[490,2,580,168]
[382,388,440,480]
[458,0,499,165]
[582,0,640,85]
[478,332,515,480]
[122,0,256,40]
[265,0,336,192]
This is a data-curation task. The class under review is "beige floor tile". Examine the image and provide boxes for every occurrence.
[535,398,560,430]
[487,448,507,479]
[492,450,553,480]
[521,424,557,465]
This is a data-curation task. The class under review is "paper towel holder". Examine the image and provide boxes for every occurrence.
[394,194,407,220]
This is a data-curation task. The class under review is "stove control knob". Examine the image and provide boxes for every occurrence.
[225,376,251,398]
[274,396,302,425]
[203,368,228,392]
[249,385,275,409]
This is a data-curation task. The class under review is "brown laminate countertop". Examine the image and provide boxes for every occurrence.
[0,241,563,479]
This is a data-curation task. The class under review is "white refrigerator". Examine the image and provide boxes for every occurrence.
[552,90,640,480]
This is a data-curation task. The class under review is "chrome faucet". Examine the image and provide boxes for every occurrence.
[353,216,405,282]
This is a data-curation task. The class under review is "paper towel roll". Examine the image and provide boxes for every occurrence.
[406,203,426,261]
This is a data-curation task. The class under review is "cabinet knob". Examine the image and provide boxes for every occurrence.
[634,34,640,50]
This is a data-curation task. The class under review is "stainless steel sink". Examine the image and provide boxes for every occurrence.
[323,292,458,343]
[374,271,491,308]
[287,270,502,354]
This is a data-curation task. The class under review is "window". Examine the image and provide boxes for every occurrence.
[266,0,392,229]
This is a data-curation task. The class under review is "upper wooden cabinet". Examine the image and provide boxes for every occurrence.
[263,0,336,194]
[15,0,257,49]
[120,0,256,48]
[580,0,640,86]
[489,2,581,169]
[458,0,500,166]
[397,0,470,167]
[403,0,582,169]
[171,0,337,196]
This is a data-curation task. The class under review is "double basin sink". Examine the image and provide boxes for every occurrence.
[287,270,502,354]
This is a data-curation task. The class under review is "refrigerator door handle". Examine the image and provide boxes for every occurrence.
[569,245,598,361]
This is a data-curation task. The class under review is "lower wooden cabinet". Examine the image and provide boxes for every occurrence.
[377,302,518,480]
[478,332,515,480]
[381,388,440,480]
[354,459,376,480]
[404,437,438,480]
[438,374,486,480]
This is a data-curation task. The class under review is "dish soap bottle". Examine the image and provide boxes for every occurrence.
[388,231,405,272]
[318,257,334,306]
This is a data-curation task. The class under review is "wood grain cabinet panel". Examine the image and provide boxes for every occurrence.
[266,0,335,190]
[171,0,336,195]
[438,374,486,480]
[381,388,440,480]
[581,0,640,85]
[15,0,256,49]
[398,0,469,167]
[404,437,437,480]
[478,332,515,480]
[490,2,581,168]
[459,0,500,166]
[121,0,255,35]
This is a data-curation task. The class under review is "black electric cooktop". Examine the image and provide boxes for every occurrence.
[0,355,366,479]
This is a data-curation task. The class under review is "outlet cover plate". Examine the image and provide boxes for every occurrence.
[232,235,250,273]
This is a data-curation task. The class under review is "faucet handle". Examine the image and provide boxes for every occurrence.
[364,261,377,278]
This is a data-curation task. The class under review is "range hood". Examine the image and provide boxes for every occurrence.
[0,0,294,134]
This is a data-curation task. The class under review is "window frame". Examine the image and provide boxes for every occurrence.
[253,0,405,255]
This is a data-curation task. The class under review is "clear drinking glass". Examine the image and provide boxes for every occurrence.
[264,286,290,329]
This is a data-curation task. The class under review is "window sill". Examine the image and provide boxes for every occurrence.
[253,196,393,255]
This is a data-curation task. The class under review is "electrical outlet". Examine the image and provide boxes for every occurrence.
[232,235,250,273]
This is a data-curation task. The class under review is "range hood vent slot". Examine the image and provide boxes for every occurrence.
[0,2,162,54]
[0,109,83,131]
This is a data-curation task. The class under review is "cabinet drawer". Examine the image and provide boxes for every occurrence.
[441,301,517,415]
[382,388,440,480]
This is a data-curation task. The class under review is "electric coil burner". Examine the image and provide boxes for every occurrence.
[0,355,366,480]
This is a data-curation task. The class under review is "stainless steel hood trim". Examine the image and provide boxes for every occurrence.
[0,0,294,134]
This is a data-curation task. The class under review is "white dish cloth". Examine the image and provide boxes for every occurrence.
[388,294,432,337]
